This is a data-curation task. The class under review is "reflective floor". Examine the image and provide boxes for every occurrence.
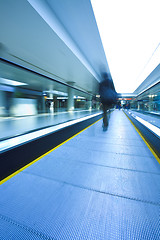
[0,109,100,141]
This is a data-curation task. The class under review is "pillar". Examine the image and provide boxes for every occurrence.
[49,92,54,113]
[87,95,92,110]
[53,95,58,112]
[67,82,75,111]
[149,96,153,111]
[42,94,46,113]
[0,90,5,116]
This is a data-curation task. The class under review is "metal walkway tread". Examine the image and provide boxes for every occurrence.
[22,171,160,207]
[0,110,160,239]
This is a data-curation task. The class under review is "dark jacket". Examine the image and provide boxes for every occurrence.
[99,79,117,105]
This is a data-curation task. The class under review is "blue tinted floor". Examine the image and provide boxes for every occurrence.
[0,110,160,239]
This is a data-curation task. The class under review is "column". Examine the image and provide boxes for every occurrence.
[0,90,5,116]
[149,95,153,111]
[42,94,46,113]
[53,95,58,112]
[49,92,54,113]
[87,94,92,110]
[67,82,75,111]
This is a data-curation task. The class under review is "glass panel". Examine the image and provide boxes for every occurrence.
[0,59,101,140]
[130,82,160,114]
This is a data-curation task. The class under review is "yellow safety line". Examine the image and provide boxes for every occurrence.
[123,111,160,164]
[0,117,102,185]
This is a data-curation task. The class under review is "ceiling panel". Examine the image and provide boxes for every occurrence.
[0,0,109,95]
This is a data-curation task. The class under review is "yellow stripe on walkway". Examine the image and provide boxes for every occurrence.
[0,118,102,185]
[124,111,160,164]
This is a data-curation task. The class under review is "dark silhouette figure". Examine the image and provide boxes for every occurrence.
[99,74,117,131]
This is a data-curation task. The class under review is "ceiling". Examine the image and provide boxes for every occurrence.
[134,64,160,95]
[0,0,110,96]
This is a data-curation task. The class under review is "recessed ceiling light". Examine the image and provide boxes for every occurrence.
[0,78,28,86]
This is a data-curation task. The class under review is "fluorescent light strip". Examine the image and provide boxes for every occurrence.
[0,112,102,153]
[0,78,28,86]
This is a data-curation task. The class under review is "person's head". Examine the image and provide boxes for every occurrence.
[100,73,112,88]
[102,72,111,80]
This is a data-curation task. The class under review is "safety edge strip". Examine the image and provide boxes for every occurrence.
[123,111,160,164]
[0,118,102,185]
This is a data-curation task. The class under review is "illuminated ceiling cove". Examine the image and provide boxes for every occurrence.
[0,0,110,95]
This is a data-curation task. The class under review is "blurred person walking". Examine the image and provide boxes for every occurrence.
[99,73,117,131]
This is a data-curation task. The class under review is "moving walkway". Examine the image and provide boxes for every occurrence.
[0,110,159,239]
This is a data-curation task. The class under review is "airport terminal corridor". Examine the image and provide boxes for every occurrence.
[1,1,160,239]
[0,110,159,239]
